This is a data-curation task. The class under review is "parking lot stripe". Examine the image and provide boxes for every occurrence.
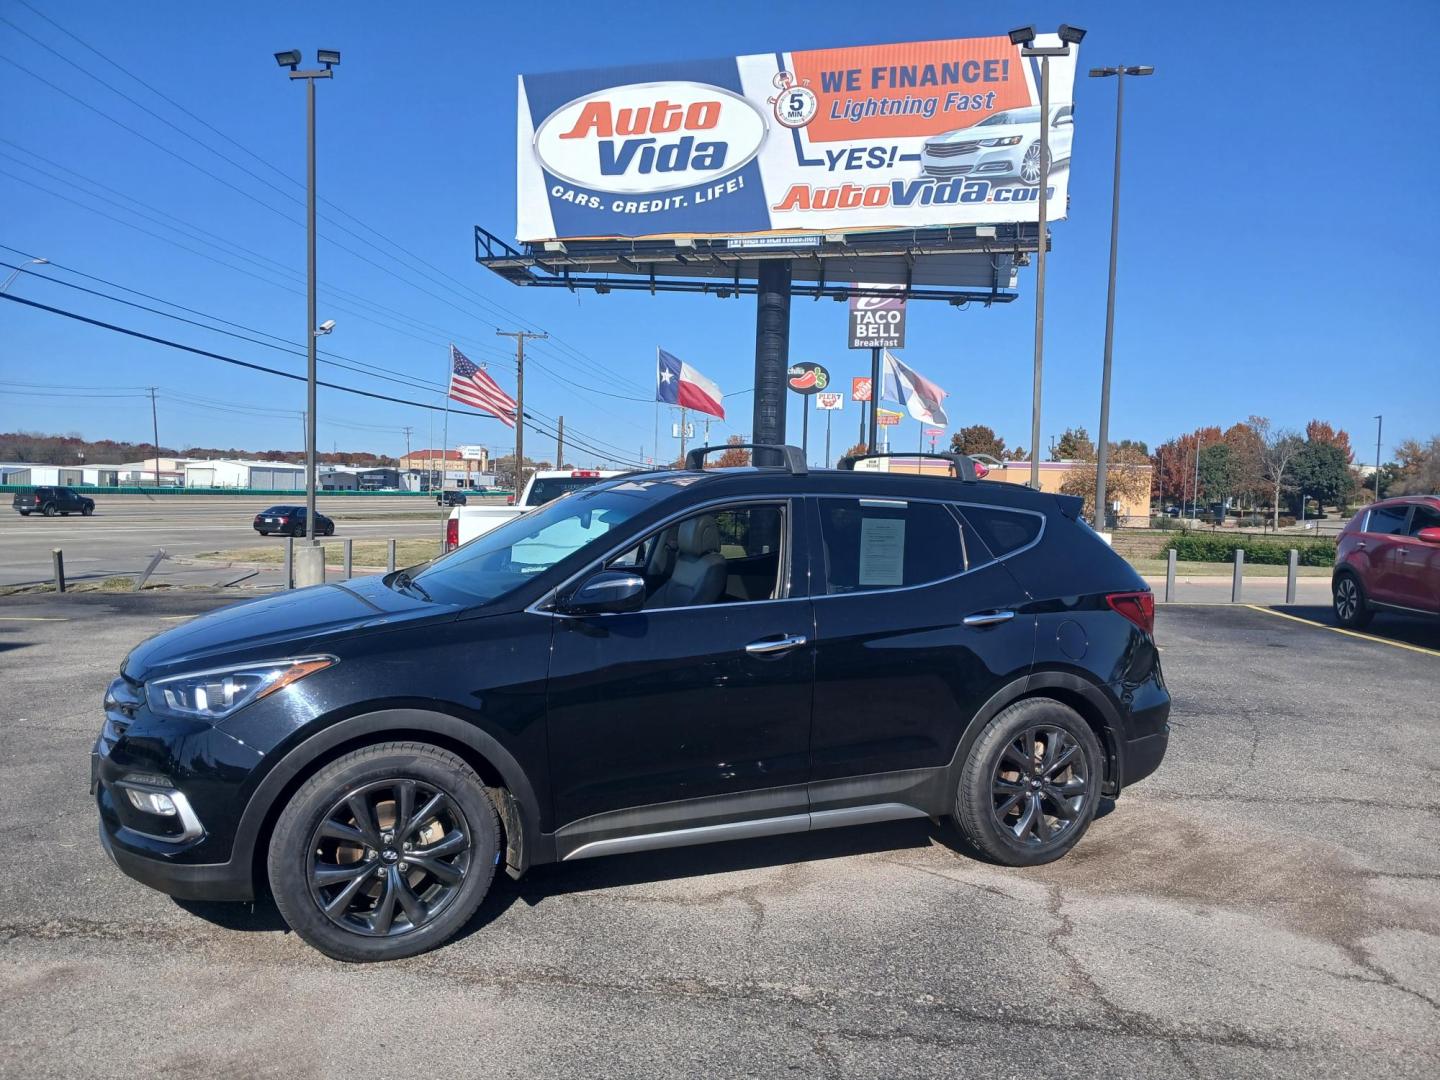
[0,616,69,621]
[1245,604,1440,658]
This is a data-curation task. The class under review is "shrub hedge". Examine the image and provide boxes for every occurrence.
[1164,534,1336,566]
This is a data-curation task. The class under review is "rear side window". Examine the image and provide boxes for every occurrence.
[957,505,1043,561]
[817,498,963,594]
[1366,505,1409,535]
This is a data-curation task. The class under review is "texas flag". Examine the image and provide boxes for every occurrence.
[656,348,725,419]
[881,350,949,426]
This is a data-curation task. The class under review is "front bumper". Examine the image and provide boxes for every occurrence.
[920,148,1024,180]
[98,817,255,901]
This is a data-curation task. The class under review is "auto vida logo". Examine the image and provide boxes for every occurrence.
[533,81,768,195]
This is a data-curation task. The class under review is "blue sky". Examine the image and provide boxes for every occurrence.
[2,0,1437,467]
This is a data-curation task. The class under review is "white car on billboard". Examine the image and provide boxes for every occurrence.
[919,105,1074,187]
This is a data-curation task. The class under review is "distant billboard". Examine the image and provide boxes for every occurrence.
[516,34,1078,241]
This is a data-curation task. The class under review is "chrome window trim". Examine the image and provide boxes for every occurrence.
[808,494,1046,602]
[526,494,798,619]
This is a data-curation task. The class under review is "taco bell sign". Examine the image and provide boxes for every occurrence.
[848,284,907,349]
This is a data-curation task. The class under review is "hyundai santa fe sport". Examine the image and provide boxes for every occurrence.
[94,446,1170,961]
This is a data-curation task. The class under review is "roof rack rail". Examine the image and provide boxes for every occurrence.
[837,450,982,482]
[684,443,808,475]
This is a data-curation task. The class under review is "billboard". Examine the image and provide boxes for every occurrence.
[517,34,1078,241]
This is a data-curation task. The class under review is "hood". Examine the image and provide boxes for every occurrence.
[931,122,1039,145]
[123,574,460,681]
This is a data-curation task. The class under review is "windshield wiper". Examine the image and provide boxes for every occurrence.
[391,569,432,602]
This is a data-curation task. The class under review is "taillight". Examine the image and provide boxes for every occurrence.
[1106,591,1155,636]
[571,470,599,477]
[444,518,458,551]
[973,461,990,479]
[506,495,515,506]
[277,516,288,524]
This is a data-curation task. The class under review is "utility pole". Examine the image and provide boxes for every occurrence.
[678,406,689,462]
[402,426,412,466]
[496,329,546,491]
[1373,415,1382,503]
[556,415,564,467]
[148,386,160,487]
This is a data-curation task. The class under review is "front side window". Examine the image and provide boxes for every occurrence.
[817,498,963,594]
[1366,505,1409,535]
[1406,504,1439,536]
[414,484,659,604]
[612,503,787,610]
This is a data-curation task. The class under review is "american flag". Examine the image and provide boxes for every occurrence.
[448,345,517,428]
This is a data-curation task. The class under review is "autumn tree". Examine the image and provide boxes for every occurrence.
[1392,435,1440,495]
[949,424,1008,459]
[1060,446,1152,525]
[1151,426,1222,504]
[1305,419,1354,464]
[712,435,752,468]
[1051,426,1095,461]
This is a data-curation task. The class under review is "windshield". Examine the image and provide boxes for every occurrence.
[412,483,657,604]
[527,476,607,506]
[978,107,1041,126]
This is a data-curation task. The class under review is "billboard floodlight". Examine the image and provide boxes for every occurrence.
[1008,26,1036,46]
[274,49,301,69]
[1058,25,1087,44]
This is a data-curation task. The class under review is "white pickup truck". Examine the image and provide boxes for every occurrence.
[443,468,622,551]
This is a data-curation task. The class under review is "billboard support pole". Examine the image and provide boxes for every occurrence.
[867,347,880,453]
[825,406,833,469]
[801,402,809,462]
[1029,53,1051,491]
[751,261,791,467]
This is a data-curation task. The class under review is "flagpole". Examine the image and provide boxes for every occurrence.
[679,406,688,463]
[653,347,660,467]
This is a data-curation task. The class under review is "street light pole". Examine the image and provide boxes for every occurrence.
[1089,63,1153,531]
[1373,414,1382,502]
[275,49,338,546]
[1013,25,1086,490]
[0,257,48,294]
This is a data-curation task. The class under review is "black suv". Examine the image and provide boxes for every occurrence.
[95,447,1169,961]
[13,486,95,517]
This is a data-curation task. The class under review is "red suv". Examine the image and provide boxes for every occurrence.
[1332,496,1440,626]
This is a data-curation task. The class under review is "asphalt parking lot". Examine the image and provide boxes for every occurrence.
[0,592,1436,1078]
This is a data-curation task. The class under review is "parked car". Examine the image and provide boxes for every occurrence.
[920,104,1074,186]
[252,505,335,537]
[445,469,623,551]
[95,445,1168,962]
[436,491,467,507]
[1332,496,1440,626]
[12,486,95,517]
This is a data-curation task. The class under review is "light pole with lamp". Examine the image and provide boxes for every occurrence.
[1010,25,1086,490]
[1,257,48,293]
[1088,63,1153,532]
[275,48,338,564]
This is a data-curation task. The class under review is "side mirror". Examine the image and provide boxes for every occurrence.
[560,570,646,615]
[1417,527,1440,544]
[1053,115,1073,127]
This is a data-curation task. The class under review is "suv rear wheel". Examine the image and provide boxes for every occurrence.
[42,504,56,517]
[1333,572,1373,628]
[268,742,500,962]
[953,698,1103,866]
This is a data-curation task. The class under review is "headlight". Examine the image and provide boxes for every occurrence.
[145,656,335,721]
[980,136,1023,146]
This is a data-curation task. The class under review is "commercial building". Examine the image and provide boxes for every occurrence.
[182,459,305,490]
[399,449,494,491]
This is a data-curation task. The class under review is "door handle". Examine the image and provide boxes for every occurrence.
[1356,541,1367,549]
[745,635,807,655]
[963,610,1016,627]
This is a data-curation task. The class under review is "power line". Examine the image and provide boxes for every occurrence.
[0,293,645,467]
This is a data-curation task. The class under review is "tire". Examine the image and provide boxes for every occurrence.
[1333,572,1373,628]
[267,742,500,962]
[291,522,305,538]
[42,504,56,517]
[82,504,93,516]
[953,698,1103,867]
[324,522,335,537]
[1018,142,1049,186]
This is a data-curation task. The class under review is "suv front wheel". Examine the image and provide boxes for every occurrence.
[268,742,500,962]
[953,698,1103,866]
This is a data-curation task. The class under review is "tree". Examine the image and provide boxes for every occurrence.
[1115,438,1148,456]
[1051,426,1094,461]
[1285,441,1356,515]
[712,435,752,468]
[1392,435,1440,495]
[949,425,1008,459]
[1249,415,1303,529]
[1151,426,1222,505]
[1196,442,1235,504]
[1221,421,1266,505]
[1059,446,1151,524]
[1305,420,1354,464]
[840,440,868,464]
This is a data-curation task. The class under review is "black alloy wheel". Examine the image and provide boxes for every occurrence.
[42,504,56,517]
[953,698,1103,866]
[268,743,499,961]
[306,778,473,939]
[82,504,93,516]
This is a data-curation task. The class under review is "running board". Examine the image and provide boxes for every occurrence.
[561,803,928,861]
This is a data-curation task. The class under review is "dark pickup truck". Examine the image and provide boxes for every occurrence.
[12,486,95,517]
